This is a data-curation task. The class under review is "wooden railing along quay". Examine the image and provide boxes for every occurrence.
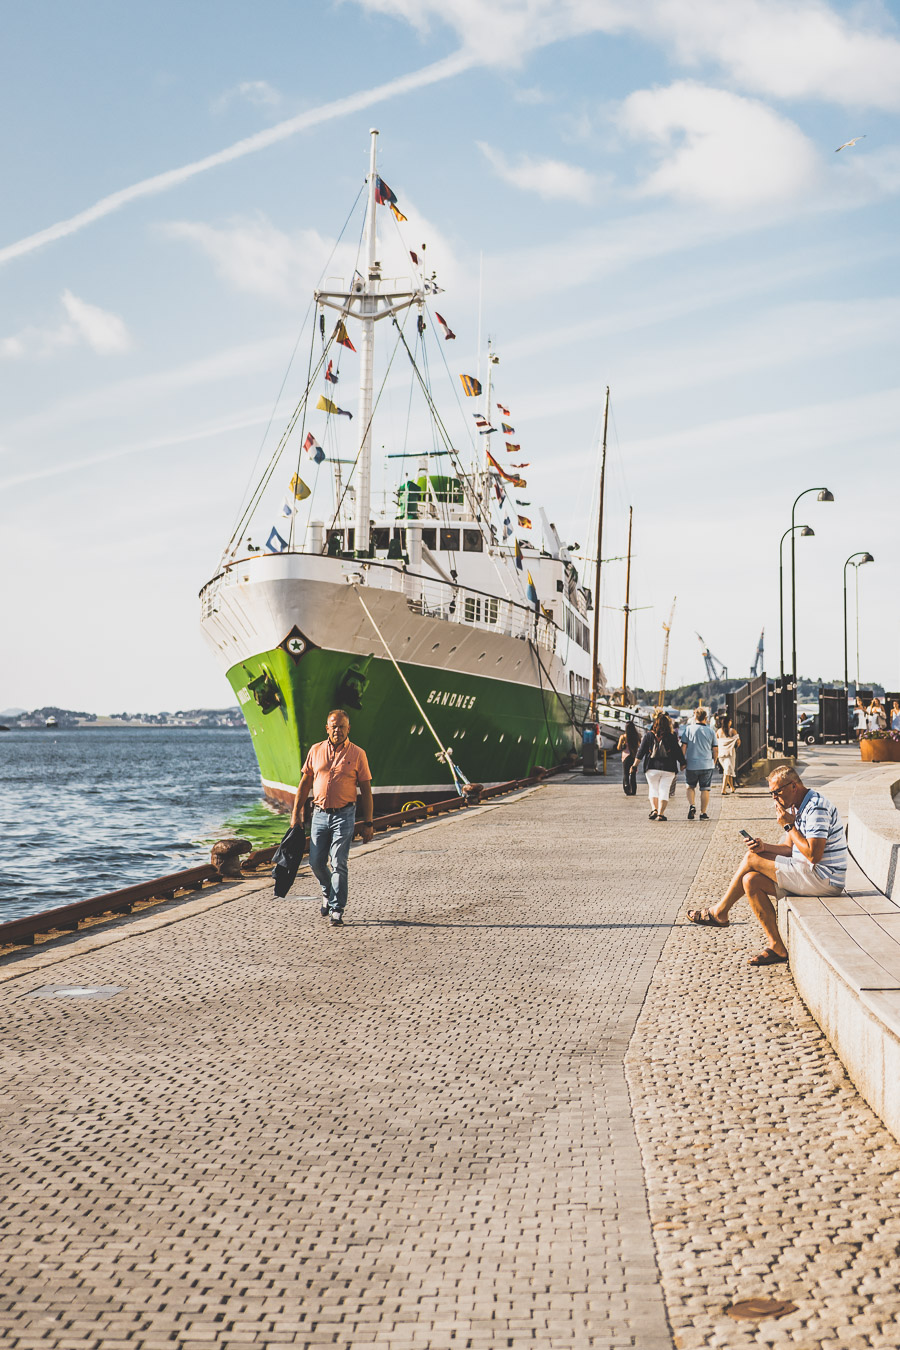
[0,761,576,951]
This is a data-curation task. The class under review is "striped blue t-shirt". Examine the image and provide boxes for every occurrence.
[794,789,847,887]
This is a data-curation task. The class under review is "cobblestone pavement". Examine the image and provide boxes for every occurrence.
[626,749,900,1350]
[1,772,711,1350]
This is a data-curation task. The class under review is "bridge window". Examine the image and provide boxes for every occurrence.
[462,529,483,552]
[440,528,460,551]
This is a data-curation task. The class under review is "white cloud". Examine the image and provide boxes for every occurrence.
[60,290,131,354]
[351,0,900,108]
[478,141,596,202]
[162,201,469,304]
[162,216,347,302]
[0,291,131,360]
[620,81,821,209]
[213,79,283,113]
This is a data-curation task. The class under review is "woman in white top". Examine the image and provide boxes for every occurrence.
[867,699,887,733]
[853,697,868,738]
[716,714,741,795]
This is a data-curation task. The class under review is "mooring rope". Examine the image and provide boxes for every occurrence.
[352,586,471,796]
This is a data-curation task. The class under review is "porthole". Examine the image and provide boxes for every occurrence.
[432,643,440,651]
[410,725,417,734]
[417,726,424,735]
[483,734,489,742]
[499,734,504,742]
[517,735,522,743]
[477,653,486,661]
[496,656,503,664]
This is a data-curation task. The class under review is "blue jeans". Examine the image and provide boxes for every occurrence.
[308,805,356,914]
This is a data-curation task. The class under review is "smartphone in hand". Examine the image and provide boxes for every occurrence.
[739,829,753,840]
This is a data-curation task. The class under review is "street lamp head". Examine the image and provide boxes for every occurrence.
[861,552,874,564]
[800,526,815,537]
[817,488,834,502]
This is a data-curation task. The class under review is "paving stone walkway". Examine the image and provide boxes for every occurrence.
[626,749,900,1349]
[2,750,898,1350]
[0,772,709,1350]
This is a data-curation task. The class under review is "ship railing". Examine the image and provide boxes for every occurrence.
[199,552,558,654]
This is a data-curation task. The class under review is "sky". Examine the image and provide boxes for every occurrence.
[1,0,898,713]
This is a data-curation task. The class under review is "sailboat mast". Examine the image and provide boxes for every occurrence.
[354,128,379,554]
[589,386,609,719]
[620,505,633,704]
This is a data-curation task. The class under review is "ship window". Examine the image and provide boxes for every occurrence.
[421,528,437,549]
[556,580,564,592]
[393,528,407,545]
[371,528,390,551]
[464,597,481,622]
[440,528,460,551]
[326,529,344,550]
[484,597,499,624]
[462,529,483,553]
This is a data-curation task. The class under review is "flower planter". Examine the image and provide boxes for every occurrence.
[860,738,900,762]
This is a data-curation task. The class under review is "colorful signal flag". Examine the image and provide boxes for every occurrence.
[303,432,326,463]
[505,442,520,453]
[517,515,532,529]
[501,422,514,434]
[317,395,352,419]
[334,321,356,351]
[526,571,539,608]
[325,359,338,384]
[459,374,482,397]
[497,403,510,416]
[435,312,455,340]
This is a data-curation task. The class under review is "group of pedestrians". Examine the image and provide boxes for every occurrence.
[854,695,900,735]
[617,706,739,821]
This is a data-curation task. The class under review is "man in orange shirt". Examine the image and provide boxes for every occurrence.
[291,710,374,926]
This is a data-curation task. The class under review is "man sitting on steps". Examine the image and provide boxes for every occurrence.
[686,765,847,967]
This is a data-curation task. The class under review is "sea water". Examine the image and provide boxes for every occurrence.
[0,728,287,922]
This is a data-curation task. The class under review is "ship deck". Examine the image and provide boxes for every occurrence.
[2,749,898,1349]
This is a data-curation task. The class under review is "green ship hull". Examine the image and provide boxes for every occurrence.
[228,643,579,812]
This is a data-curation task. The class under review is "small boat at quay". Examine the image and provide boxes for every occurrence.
[199,131,614,813]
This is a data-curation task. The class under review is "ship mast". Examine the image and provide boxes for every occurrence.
[355,130,379,551]
[315,129,421,558]
[588,386,609,720]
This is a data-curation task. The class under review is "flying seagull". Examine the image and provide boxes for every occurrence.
[835,135,866,152]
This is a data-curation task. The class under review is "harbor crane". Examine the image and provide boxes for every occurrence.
[657,597,676,708]
[696,632,728,682]
[750,628,765,678]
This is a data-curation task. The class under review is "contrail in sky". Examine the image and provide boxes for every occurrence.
[0,50,475,268]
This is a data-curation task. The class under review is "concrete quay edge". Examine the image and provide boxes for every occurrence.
[778,763,900,1145]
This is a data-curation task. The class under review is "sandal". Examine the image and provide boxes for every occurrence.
[687,908,728,927]
[748,949,788,966]
[648,810,658,820]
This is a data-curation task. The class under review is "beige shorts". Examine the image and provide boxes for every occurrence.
[774,856,843,899]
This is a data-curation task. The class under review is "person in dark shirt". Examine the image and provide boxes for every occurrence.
[637,712,686,821]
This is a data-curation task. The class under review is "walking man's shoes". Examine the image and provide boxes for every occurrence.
[699,812,710,820]
[330,912,344,927]
[320,902,330,918]
[688,805,696,820]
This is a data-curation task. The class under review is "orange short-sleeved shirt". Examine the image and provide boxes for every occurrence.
[303,739,372,809]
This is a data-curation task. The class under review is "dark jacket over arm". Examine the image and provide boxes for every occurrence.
[272,824,306,898]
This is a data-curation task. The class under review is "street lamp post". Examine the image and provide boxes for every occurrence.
[843,552,875,690]
[780,525,814,678]
[791,486,834,681]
